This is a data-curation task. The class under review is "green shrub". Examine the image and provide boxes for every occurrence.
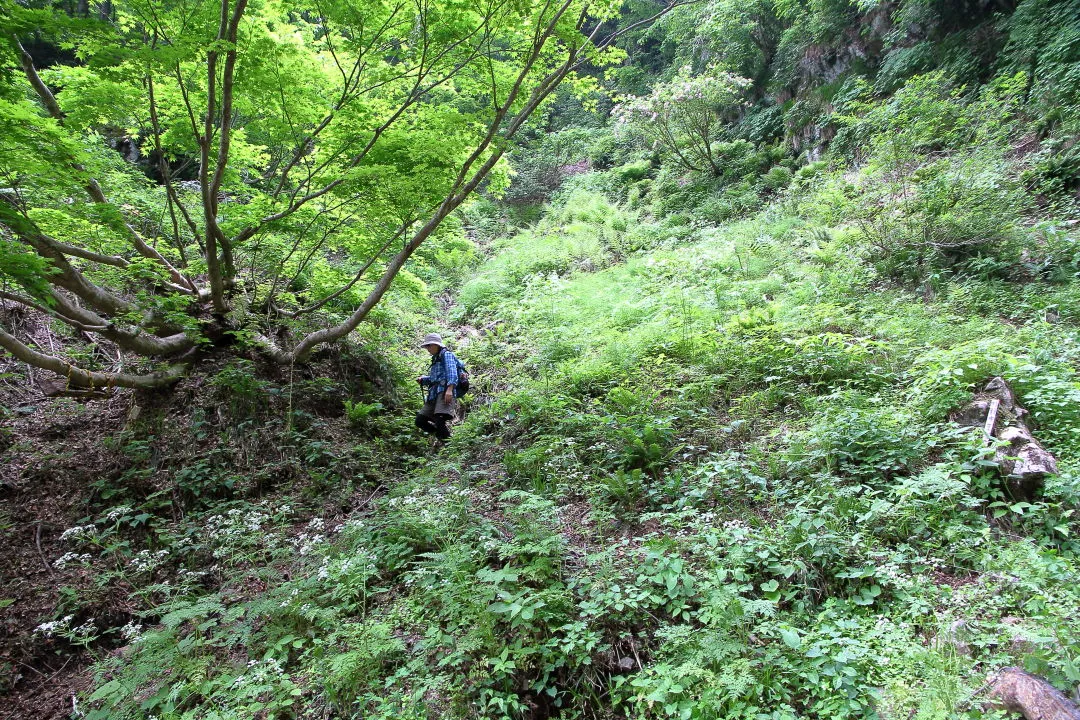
[558,356,618,397]
[613,160,652,184]
[787,393,937,484]
[1000,0,1080,121]
[343,399,384,429]
[762,165,793,191]
[503,127,617,204]
[875,42,936,94]
[210,360,270,415]
[858,158,1028,282]
[1023,124,1080,200]
[851,73,1034,284]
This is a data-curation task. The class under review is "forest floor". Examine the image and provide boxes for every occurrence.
[0,344,408,718]
[1,393,130,719]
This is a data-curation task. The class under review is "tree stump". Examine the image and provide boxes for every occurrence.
[949,377,1059,501]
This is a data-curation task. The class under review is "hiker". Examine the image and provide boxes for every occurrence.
[415,333,460,441]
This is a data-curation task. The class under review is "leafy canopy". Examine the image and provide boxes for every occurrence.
[0,0,624,385]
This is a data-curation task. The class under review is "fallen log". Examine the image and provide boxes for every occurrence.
[988,667,1080,720]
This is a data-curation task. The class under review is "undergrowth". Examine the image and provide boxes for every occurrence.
[20,21,1080,720]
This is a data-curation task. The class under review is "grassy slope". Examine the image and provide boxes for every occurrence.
[74,174,1080,719]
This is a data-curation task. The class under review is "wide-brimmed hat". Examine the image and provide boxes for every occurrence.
[420,333,445,348]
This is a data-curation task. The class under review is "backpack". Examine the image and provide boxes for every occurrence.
[441,351,471,396]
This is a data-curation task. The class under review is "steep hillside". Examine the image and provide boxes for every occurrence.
[21,178,1077,719]
[3,0,1080,718]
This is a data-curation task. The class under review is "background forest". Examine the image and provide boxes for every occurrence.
[2,0,1080,718]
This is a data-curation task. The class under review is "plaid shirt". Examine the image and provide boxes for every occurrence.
[423,349,460,402]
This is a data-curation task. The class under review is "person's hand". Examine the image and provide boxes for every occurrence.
[417,375,427,385]
[443,389,454,404]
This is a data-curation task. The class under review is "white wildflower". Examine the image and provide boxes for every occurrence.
[120,621,145,643]
[105,506,133,522]
[34,615,73,637]
[70,620,96,641]
[128,549,169,573]
[59,525,96,542]
[292,532,326,556]
[53,552,93,570]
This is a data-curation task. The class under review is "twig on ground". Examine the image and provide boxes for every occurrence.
[956,677,996,712]
[0,653,49,678]
[628,634,643,670]
[42,656,73,686]
[351,485,383,515]
[35,521,56,579]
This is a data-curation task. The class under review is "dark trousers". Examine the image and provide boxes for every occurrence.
[416,398,454,440]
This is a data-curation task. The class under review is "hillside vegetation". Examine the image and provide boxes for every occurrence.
[2,0,1080,718]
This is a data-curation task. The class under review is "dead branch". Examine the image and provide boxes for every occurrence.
[35,522,57,579]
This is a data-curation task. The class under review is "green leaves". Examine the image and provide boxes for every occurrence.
[850,584,882,607]
[990,500,1035,519]
[612,67,752,176]
[488,589,548,623]
[3,0,603,378]
[761,579,781,601]
[779,626,802,650]
[0,236,57,299]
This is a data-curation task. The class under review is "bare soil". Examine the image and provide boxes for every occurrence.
[1,385,132,718]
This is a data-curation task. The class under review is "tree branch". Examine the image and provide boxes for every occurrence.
[209,0,248,202]
[45,290,196,356]
[49,241,130,268]
[148,70,202,262]
[285,0,581,362]
[0,325,189,390]
[0,290,78,324]
[238,2,502,241]
[285,221,410,317]
[13,35,63,119]
[272,2,409,197]
[14,36,197,293]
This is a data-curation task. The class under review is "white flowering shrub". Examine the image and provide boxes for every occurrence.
[612,67,751,177]
[58,524,97,542]
[34,614,99,648]
[34,615,74,637]
[53,551,94,570]
[373,482,479,562]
